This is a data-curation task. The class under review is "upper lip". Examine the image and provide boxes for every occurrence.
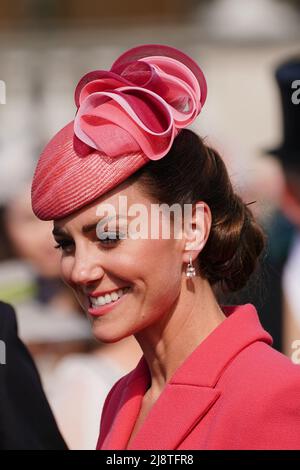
[88,286,130,298]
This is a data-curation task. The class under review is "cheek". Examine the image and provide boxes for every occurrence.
[132,239,182,302]
[115,238,175,279]
[7,221,31,256]
[60,257,74,285]
[154,244,183,304]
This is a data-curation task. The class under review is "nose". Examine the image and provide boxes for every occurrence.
[69,246,104,287]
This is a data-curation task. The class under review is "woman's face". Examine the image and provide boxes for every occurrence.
[5,185,61,277]
[53,179,186,343]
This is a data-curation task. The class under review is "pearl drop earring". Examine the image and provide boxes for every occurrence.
[186,254,196,278]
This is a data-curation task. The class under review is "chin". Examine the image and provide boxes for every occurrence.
[91,323,132,344]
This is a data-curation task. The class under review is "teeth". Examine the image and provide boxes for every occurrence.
[110,292,118,301]
[90,287,130,308]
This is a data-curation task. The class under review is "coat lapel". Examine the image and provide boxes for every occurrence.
[102,304,272,450]
[100,357,150,450]
[128,383,220,449]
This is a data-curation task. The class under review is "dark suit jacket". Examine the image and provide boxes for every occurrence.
[0,301,67,450]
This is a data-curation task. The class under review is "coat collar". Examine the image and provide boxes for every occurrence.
[101,304,272,450]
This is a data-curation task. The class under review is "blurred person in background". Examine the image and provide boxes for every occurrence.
[221,57,300,357]
[0,182,92,362]
[1,183,80,311]
[263,58,300,357]
[0,301,67,449]
[0,183,141,449]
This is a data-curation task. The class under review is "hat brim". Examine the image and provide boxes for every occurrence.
[31,121,149,221]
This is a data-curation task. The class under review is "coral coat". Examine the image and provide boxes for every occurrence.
[97,304,300,450]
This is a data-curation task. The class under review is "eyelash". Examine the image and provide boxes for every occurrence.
[54,232,122,252]
[54,240,73,252]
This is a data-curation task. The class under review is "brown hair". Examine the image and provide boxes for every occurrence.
[130,129,266,293]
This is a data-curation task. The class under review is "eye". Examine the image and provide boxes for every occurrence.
[54,239,74,254]
[98,231,124,246]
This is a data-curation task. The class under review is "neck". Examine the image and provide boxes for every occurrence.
[96,335,142,373]
[135,277,225,399]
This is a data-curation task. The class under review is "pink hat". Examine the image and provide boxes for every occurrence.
[31,44,207,220]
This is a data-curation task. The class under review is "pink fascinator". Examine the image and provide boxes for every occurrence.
[32,44,207,220]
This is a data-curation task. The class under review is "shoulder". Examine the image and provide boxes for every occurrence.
[230,339,300,381]
[219,342,300,448]
[0,301,16,319]
[0,301,18,338]
[221,340,300,398]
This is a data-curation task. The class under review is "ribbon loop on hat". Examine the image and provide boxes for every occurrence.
[73,45,207,160]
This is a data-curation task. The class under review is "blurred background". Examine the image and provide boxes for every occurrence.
[0,0,299,449]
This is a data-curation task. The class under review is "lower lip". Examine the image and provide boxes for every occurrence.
[88,290,130,317]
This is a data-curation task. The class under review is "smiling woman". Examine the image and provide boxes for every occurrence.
[31,44,300,450]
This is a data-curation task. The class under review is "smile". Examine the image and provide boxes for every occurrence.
[89,287,130,309]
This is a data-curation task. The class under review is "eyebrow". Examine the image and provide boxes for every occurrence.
[52,215,128,237]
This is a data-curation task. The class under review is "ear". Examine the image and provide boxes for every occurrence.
[182,201,212,264]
